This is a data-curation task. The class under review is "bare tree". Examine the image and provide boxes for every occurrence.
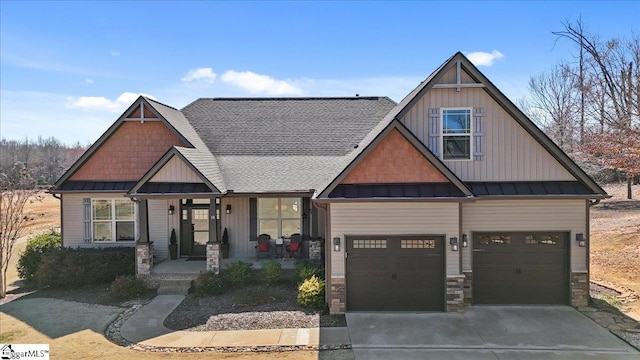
[0,164,40,298]
[528,64,580,151]
[554,20,640,198]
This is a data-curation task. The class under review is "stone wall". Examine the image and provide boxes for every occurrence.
[571,271,589,307]
[330,276,346,314]
[135,241,153,276]
[446,275,465,312]
[207,242,221,274]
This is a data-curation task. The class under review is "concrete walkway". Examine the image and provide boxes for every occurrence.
[119,295,351,348]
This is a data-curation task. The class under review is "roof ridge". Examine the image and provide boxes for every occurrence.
[189,97,386,101]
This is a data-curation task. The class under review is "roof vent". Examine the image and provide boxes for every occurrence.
[353,144,359,149]
[355,94,359,97]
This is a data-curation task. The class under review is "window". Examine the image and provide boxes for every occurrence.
[258,198,301,238]
[442,108,472,160]
[92,199,136,242]
[353,239,387,249]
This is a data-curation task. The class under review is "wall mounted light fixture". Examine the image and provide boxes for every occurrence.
[168,205,175,215]
[333,237,341,252]
[461,233,468,248]
[576,233,586,247]
[449,236,459,251]
[226,204,232,214]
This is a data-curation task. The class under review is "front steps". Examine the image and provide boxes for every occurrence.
[138,272,201,295]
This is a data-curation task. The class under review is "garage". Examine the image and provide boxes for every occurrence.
[346,235,444,311]
[473,232,569,304]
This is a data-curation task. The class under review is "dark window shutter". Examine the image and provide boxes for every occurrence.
[302,197,311,239]
[249,197,257,241]
[428,108,441,156]
[83,198,92,243]
[473,107,485,160]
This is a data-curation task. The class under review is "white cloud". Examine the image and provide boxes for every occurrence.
[181,67,218,83]
[110,50,120,57]
[65,92,156,113]
[221,70,302,95]
[85,79,94,84]
[465,50,505,67]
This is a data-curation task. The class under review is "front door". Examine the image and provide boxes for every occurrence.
[180,202,209,257]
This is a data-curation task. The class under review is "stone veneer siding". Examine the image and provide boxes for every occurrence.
[446,275,465,312]
[330,277,346,314]
[571,271,589,307]
[136,241,153,275]
[207,243,221,274]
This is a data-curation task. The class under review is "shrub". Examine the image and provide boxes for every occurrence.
[111,275,152,300]
[193,271,227,295]
[233,286,283,306]
[261,260,282,285]
[17,230,61,282]
[35,247,135,288]
[295,261,324,285]
[224,261,253,287]
[297,275,325,309]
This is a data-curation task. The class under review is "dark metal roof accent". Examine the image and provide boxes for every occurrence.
[136,182,213,194]
[465,181,594,196]
[328,183,467,198]
[54,181,137,192]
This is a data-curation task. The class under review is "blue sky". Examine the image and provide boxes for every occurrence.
[1,1,638,145]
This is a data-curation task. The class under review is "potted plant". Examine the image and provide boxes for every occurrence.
[221,228,230,259]
[169,228,178,260]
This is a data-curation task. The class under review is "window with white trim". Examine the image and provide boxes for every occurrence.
[92,199,136,242]
[258,198,301,238]
[442,108,472,160]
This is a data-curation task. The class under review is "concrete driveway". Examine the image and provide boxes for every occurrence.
[346,306,639,359]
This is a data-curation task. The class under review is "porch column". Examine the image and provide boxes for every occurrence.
[138,199,149,243]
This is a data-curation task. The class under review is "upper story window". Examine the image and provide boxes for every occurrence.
[92,199,136,242]
[258,198,301,238]
[442,108,472,160]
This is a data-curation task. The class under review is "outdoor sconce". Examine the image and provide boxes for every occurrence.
[461,234,468,248]
[576,233,586,247]
[333,237,341,252]
[449,237,459,251]
[168,205,175,215]
[226,204,232,214]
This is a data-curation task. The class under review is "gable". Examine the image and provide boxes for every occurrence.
[401,87,577,182]
[69,121,186,181]
[341,128,449,184]
[150,155,204,183]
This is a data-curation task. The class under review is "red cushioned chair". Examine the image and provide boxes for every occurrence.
[286,233,302,259]
[255,234,272,259]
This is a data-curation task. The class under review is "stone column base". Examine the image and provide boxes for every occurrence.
[136,241,153,275]
[309,240,322,264]
[571,271,589,307]
[463,271,473,306]
[330,276,346,314]
[446,275,465,313]
[207,242,221,274]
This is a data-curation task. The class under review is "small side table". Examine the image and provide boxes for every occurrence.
[275,238,284,258]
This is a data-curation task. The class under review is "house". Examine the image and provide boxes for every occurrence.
[51,52,608,313]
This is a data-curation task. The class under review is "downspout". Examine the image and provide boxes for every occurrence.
[51,193,63,246]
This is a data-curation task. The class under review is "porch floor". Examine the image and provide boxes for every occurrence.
[151,257,298,275]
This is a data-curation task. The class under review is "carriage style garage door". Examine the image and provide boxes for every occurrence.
[473,232,569,305]
[346,235,444,311]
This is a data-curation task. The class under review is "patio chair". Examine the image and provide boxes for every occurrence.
[255,234,272,259]
[286,233,302,259]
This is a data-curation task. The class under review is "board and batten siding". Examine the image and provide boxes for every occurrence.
[221,197,252,258]
[148,199,170,260]
[330,202,460,277]
[150,156,203,183]
[400,87,576,181]
[461,199,587,272]
[61,193,137,249]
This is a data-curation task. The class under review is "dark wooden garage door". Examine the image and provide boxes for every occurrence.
[473,232,569,304]
[346,236,444,311]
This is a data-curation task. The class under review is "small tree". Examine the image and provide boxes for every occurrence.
[0,164,39,297]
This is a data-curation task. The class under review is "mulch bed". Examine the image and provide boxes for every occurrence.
[164,283,347,331]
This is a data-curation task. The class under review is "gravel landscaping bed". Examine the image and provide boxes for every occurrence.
[164,284,346,331]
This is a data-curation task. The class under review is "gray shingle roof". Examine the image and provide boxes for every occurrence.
[181,97,397,156]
